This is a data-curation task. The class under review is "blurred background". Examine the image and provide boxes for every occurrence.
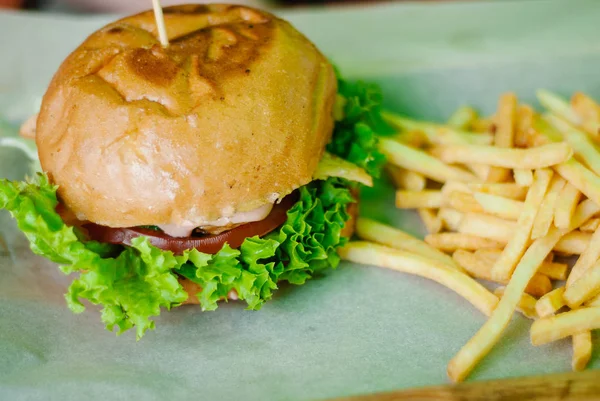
[0,0,436,13]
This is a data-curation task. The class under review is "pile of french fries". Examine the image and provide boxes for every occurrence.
[339,90,600,382]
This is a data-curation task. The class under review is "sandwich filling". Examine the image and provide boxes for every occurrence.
[0,74,391,338]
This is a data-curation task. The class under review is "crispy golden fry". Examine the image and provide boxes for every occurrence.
[567,227,600,287]
[515,105,535,148]
[487,93,517,183]
[554,183,582,229]
[564,259,600,308]
[572,331,592,372]
[447,227,564,382]
[447,106,479,130]
[448,192,482,214]
[438,208,464,232]
[490,169,553,281]
[458,212,516,244]
[379,137,478,183]
[579,218,600,232]
[537,89,581,126]
[555,231,593,255]
[431,142,572,170]
[468,164,491,181]
[545,114,600,176]
[585,293,600,307]
[426,233,503,252]
[386,165,427,191]
[382,112,492,146]
[513,169,533,186]
[339,241,498,316]
[539,262,569,281]
[468,182,528,200]
[355,218,461,271]
[531,176,565,240]
[396,190,443,209]
[418,209,442,234]
[474,249,567,280]
[535,287,566,318]
[395,130,429,148]
[471,118,494,133]
[571,92,600,138]
[554,159,600,206]
[473,192,524,221]
[494,287,538,320]
[531,307,600,346]
[441,181,471,196]
[453,250,552,297]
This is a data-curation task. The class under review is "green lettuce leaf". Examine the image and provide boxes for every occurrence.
[327,70,393,178]
[0,174,351,338]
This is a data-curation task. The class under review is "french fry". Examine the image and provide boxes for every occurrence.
[567,226,600,287]
[457,212,515,244]
[386,165,427,191]
[531,176,565,239]
[382,112,492,146]
[396,190,443,209]
[554,231,593,255]
[439,208,464,232]
[494,287,538,320]
[379,137,478,183]
[453,250,552,297]
[473,192,524,220]
[487,93,516,183]
[474,118,496,134]
[554,183,582,229]
[441,181,471,196]
[490,169,553,281]
[474,249,567,280]
[426,233,503,252]
[339,242,498,316]
[431,142,572,170]
[564,259,600,308]
[418,209,442,234]
[355,218,461,271]
[537,89,581,126]
[571,92,600,138]
[447,106,479,130]
[515,104,534,148]
[572,331,592,372]
[545,114,600,176]
[467,182,528,200]
[448,192,482,214]
[585,293,600,307]
[554,158,600,207]
[531,307,600,346]
[448,227,564,382]
[467,164,490,181]
[513,169,533,186]
[539,262,569,281]
[395,130,429,148]
[535,287,566,318]
[580,218,600,232]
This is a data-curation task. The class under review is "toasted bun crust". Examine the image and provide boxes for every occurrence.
[36,4,337,227]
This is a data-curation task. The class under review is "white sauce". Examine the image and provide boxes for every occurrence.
[157,202,274,237]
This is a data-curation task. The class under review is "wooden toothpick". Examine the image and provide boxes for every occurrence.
[152,0,169,47]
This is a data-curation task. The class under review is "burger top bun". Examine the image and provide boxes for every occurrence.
[36,4,337,228]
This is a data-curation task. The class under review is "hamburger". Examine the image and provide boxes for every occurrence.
[0,3,389,338]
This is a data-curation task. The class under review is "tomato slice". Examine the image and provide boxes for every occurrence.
[84,192,298,255]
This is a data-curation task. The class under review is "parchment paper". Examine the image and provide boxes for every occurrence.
[1,1,600,400]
